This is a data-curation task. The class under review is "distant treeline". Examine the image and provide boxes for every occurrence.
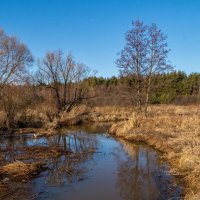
[84,71,200,105]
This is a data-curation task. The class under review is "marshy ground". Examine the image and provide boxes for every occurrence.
[0,105,199,200]
[0,126,182,200]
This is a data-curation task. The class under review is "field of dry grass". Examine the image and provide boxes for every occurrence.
[109,105,200,200]
[88,106,134,122]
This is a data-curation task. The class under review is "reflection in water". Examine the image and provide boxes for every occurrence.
[44,131,98,186]
[114,140,160,200]
[0,129,181,200]
[114,140,181,200]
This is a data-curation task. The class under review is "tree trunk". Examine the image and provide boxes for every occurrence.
[144,77,151,114]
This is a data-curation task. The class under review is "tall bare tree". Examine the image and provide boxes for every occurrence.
[116,21,148,110]
[144,23,172,112]
[116,20,172,112]
[0,28,33,130]
[0,28,33,84]
[37,50,90,113]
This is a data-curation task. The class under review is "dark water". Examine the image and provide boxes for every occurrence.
[0,127,182,200]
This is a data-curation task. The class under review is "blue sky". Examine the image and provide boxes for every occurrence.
[0,0,200,77]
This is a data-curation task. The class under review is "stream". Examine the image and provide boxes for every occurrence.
[0,126,182,200]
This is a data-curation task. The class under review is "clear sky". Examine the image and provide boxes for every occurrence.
[0,0,200,77]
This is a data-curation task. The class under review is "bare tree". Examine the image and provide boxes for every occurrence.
[116,20,172,112]
[116,21,148,111]
[0,28,33,130]
[37,50,91,113]
[144,23,172,112]
[0,28,33,84]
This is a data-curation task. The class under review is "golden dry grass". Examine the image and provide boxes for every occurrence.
[93,106,134,114]
[88,106,134,122]
[109,105,200,200]
[0,145,64,185]
[0,161,41,180]
[0,104,134,131]
[0,152,3,163]
[59,105,134,123]
[16,146,63,160]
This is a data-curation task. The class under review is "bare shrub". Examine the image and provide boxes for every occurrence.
[37,50,91,113]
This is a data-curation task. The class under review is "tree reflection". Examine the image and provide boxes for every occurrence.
[44,130,98,185]
[114,140,160,200]
[0,134,32,162]
[0,130,99,186]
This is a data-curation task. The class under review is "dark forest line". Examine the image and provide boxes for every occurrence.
[84,71,200,105]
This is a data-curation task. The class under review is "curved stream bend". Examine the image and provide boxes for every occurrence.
[0,128,182,200]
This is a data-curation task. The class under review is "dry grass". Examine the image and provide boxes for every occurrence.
[15,146,63,161]
[93,106,134,114]
[0,152,4,163]
[0,105,134,132]
[109,105,200,200]
[58,105,134,124]
[0,161,43,199]
[0,145,64,181]
[88,106,134,122]
[0,145,65,197]
[0,161,42,181]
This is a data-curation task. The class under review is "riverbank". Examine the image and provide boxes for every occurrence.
[0,105,199,199]
[0,105,133,134]
[109,105,200,200]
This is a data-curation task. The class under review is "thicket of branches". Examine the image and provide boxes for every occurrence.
[0,29,92,130]
[36,50,91,113]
